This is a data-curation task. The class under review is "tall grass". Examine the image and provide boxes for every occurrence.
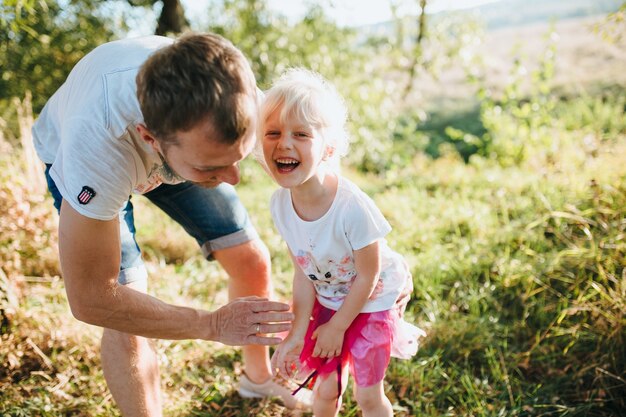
[1,94,625,415]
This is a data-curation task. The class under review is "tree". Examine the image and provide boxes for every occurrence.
[202,0,362,87]
[126,0,189,35]
[0,0,117,114]
[0,0,190,119]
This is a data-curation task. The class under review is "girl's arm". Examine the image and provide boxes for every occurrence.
[311,241,381,358]
[271,250,316,376]
[289,250,316,338]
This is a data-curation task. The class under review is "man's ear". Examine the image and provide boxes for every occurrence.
[136,124,162,154]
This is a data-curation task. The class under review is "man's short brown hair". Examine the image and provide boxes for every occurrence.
[136,32,257,145]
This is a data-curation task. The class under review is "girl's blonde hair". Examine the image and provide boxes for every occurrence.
[259,68,350,166]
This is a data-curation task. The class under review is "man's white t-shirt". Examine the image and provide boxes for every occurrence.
[33,35,185,221]
[269,176,410,313]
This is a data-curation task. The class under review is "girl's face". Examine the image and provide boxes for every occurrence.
[261,105,330,190]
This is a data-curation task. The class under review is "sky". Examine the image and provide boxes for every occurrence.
[181,0,504,28]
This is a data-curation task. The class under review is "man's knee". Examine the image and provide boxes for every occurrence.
[223,239,271,276]
[243,239,270,264]
[215,239,273,300]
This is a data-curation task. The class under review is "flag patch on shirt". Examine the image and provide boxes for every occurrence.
[77,186,96,205]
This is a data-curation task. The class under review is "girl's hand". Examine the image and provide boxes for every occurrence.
[271,336,304,378]
[311,321,345,358]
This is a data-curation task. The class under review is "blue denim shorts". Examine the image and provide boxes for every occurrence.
[45,165,258,285]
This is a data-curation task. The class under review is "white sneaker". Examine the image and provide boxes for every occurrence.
[237,373,313,410]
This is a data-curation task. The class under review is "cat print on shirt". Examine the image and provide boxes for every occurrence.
[294,250,384,301]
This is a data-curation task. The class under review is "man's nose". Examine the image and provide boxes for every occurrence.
[217,164,240,185]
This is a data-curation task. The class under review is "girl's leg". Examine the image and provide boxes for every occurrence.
[354,381,393,417]
[313,368,349,417]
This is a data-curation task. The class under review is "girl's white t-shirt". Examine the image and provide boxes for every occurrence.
[32,35,185,221]
[270,176,410,313]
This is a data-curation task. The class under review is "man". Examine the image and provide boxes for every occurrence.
[32,33,311,415]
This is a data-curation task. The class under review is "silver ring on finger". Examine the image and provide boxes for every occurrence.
[255,323,260,334]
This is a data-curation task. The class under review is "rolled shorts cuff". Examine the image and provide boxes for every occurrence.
[118,264,148,286]
[201,227,259,260]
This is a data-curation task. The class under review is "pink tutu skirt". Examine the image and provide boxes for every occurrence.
[298,299,425,388]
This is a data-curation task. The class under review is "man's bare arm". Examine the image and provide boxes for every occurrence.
[58,200,291,345]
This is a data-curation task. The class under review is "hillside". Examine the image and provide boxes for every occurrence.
[415,15,626,111]
[359,0,625,112]
[467,0,622,30]
[362,0,623,34]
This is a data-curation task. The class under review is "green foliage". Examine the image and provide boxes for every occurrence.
[593,1,626,43]
[202,1,360,87]
[0,0,116,114]
[343,10,485,173]
[414,25,626,168]
[3,128,625,416]
[472,27,560,165]
[1,2,625,416]
[374,142,626,416]
[554,91,626,140]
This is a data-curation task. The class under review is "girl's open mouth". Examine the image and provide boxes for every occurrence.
[276,158,300,173]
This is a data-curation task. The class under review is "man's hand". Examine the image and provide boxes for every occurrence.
[212,296,293,346]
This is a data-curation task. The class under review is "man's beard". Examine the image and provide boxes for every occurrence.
[157,151,220,189]
[156,151,186,183]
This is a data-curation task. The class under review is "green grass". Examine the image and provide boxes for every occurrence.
[1,114,625,415]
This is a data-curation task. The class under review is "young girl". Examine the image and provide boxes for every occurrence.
[261,68,425,417]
